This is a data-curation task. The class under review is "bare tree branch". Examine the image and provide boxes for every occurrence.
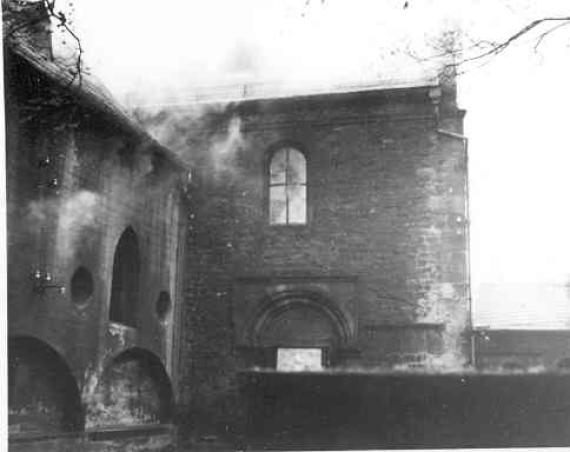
[405,15,570,76]
[533,20,570,52]
[42,0,83,87]
[458,17,570,65]
[3,0,83,86]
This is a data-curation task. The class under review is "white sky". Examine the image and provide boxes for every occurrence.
[60,0,570,329]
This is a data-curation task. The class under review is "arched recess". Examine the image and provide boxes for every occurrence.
[246,290,353,368]
[109,226,140,327]
[8,336,84,434]
[258,303,339,348]
[86,348,174,429]
[249,290,352,346]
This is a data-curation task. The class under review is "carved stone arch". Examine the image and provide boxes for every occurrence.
[247,289,353,349]
[265,139,309,164]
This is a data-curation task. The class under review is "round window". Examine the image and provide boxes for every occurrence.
[156,291,171,321]
[70,266,94,305]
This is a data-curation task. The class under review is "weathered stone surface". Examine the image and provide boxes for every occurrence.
[136,82,468,437]
[6,24,187,448]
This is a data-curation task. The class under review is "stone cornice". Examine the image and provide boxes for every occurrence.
[242,113,437,132]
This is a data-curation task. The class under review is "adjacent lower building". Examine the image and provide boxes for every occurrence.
[474,328,570,371]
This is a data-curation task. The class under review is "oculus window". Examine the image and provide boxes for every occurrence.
[269,147,307,225]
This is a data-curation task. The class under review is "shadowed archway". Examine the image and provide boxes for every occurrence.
[8,336,84,434]
[87,348,174,429]
[245,290,354,368]
[109,226,140,327]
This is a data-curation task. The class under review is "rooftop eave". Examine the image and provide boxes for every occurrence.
[137,76,442,110]
[6,37,188,172]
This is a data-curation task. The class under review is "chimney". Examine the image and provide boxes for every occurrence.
[3,0,53,60]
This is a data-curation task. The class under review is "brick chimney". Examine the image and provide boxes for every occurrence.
[3,0,53,60]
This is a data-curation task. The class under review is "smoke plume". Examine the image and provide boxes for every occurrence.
[209,115,243,176]
[26,190,103,262]
[56,191,102,258]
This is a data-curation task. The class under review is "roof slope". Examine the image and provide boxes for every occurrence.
[3,5,187,169]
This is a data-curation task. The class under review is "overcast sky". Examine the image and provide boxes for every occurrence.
[61,0,570,328]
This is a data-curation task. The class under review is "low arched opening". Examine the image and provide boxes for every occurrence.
[8,336,84,434]
[87,348,174,429]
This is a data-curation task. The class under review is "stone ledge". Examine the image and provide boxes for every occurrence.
[9,424,176,444]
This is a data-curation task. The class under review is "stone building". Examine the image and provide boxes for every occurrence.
[137,74,470,441]
[4,3,188,450]
[9,3,570,449]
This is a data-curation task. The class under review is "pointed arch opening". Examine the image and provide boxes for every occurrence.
[109,227,140,328]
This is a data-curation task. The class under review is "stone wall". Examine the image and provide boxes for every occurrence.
[137,82,469,439]
[6,48,187,448]
[240,371,570,449]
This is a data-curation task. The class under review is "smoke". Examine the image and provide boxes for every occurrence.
[59,191,100,229]
[57,191,102,259]
[26,190,103,262]
[26,199,51,225]
[209,115,243,176]
[133,103,225,157]
[134,103,247,183]
[60,0,476,112]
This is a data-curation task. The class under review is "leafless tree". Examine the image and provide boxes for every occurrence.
[3,0,86,128]
[42,0,83,85]
[3,0,83,85]
[400,1,570,75]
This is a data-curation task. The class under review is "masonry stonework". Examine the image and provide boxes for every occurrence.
[5,15,188,449]
[137,80,469,438]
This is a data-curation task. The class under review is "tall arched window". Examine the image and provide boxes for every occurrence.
[269,147,307,225]
[109,227,140,327]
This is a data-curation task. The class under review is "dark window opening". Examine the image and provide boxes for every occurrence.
[70,266,94,305]
[109,227,140,328]
[155,291,171,321]
[269,147,307,225]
